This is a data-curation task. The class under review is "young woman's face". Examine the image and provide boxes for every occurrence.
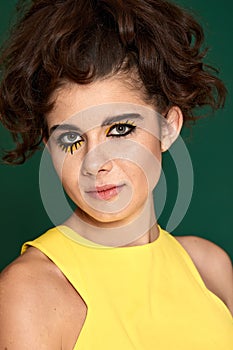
[45,77,176,227]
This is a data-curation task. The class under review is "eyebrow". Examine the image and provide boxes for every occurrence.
[101,113,143,126]
[49,124,82,135]
[49,113,144,135]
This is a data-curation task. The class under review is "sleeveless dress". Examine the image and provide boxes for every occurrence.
[21,225,233,349]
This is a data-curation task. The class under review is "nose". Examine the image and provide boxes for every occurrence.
[81,138,113,177]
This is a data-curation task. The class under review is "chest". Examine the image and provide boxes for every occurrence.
[60,269,233,350]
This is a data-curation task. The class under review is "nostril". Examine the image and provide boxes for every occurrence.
[98,168,107,172]
[81,159,113,177]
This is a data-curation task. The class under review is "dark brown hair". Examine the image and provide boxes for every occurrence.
[0,0,227,164]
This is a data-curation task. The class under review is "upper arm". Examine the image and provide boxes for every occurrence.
[176,235,233,315]
[0,260,62,350]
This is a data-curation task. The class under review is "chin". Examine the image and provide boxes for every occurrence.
[76,204,135,226]
[90,210,130,224]
[72,191,148,226]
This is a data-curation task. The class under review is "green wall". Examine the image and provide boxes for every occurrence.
[0,0,232,271]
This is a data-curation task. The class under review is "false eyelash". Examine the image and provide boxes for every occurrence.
[58,140,84,155]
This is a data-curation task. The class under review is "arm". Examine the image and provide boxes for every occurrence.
[0,257,63,350]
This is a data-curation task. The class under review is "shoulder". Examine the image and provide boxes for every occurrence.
[0,249,64,349]
[0,247,85,349]
[175,235,233,315]
[0,246,67,299]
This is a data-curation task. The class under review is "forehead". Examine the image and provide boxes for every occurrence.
[45,79,165,139]
[46,77,152,125]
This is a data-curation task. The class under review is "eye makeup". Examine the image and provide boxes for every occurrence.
[56,132,84,155]
[54,119,137,155]
[105,120,136,137]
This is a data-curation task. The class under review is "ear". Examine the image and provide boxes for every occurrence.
[161,106,183,152]
[42,136,51,153]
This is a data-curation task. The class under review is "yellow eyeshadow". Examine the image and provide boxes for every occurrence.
[105,120,135,135]
[105,125,111,135]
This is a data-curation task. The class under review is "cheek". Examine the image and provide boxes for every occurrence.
[143,133,161,157]
[141,136,162,184]
[59,158,84,206]
[123,163,147,184]
[130,167,149,200]
[116,155,161,196]
[110,135,162,195]
[50,150,82,188]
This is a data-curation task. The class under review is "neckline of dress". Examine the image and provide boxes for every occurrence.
[55,224,164,252]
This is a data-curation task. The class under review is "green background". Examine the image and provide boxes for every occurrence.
[0,0,232,271]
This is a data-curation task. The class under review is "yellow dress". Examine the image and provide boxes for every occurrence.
[21,225,233,349]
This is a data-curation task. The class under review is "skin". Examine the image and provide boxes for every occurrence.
[44,77,178,246]
[0,77,232,350]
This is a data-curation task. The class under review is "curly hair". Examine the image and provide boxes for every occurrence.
[0,0,227,164]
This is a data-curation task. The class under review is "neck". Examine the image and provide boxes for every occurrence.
[64,194,159,247]
[122,222,159,247]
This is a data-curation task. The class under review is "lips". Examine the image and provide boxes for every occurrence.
[86,184,125,200]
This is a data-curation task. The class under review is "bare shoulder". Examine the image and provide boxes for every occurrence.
[0,248,86,350]
[175,235,233,315]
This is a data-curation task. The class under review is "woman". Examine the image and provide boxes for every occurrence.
[0,0,232,349]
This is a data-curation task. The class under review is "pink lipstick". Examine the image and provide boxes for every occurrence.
[86,184,125,200]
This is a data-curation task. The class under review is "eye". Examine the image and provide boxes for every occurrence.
[60,132,81,144]
[106,121,136,137]
[57,132,83,154]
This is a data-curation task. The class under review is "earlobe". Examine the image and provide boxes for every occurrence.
[161,106,183,152]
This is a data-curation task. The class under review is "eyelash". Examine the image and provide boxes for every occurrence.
[57,120,136,155]
[56,134,84,154]
[105,120,136,137]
